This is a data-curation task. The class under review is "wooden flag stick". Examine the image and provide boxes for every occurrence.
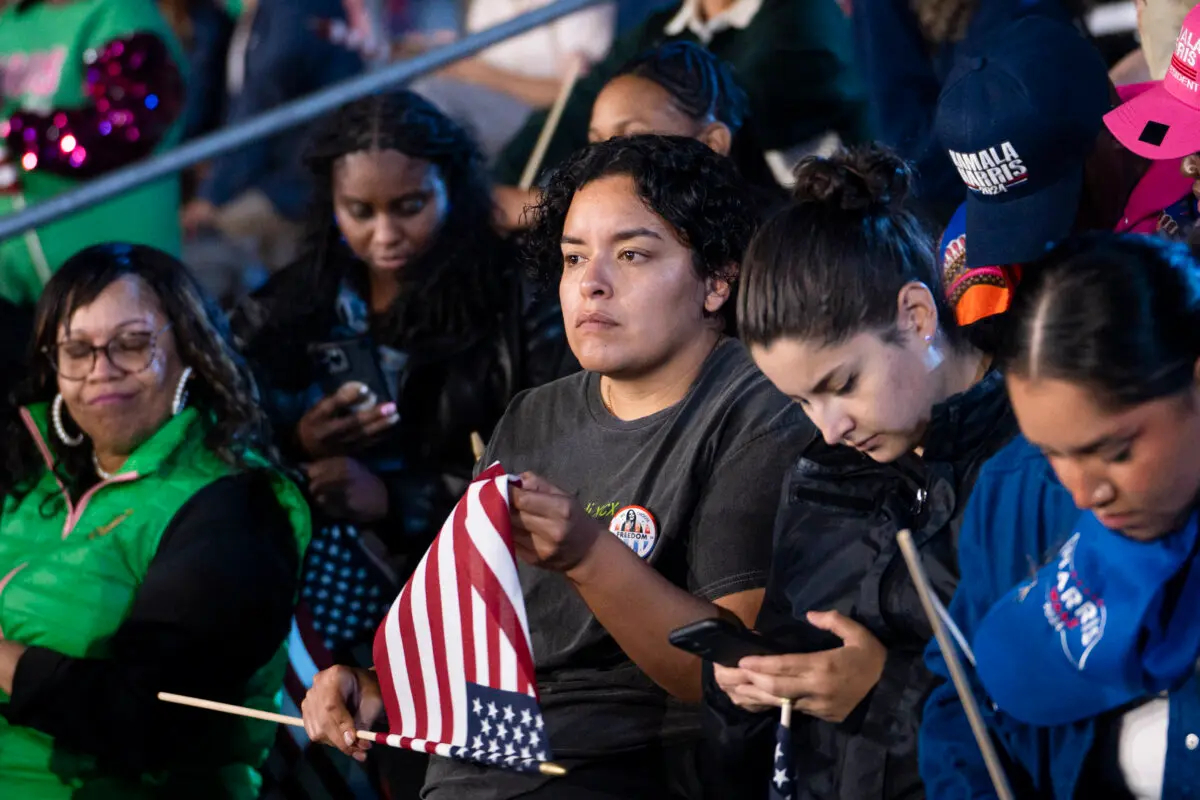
[518,57,584,191]
[779,697,792,729]
[157,692,567,777]
[470,431,486,462]
[895,530,1014,800]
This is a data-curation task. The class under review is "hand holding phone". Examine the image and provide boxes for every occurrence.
[297,382,400,460]
[710,611,886,725]
[308,337,394,407]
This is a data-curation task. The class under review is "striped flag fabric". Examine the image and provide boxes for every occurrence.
[370,463,551,773]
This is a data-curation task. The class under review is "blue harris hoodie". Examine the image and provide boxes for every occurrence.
[919,435,1200,798]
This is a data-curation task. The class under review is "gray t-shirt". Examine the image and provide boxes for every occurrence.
[423,339,815,797]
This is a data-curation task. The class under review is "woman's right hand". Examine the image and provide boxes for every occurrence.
[297,383,399,459]
[301,665,385,761]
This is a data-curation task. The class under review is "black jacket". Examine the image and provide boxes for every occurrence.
[232,257,575,558]
[702,370,1017,800]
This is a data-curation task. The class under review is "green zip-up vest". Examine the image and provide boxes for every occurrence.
[0,403,311,798]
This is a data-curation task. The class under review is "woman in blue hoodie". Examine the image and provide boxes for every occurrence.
[921,233,1200,799]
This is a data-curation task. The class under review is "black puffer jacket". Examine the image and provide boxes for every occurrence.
[232,256,575,557]
[702,370,1016,800]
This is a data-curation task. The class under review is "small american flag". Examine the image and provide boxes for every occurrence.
[770,707,796,800]
[370,463,552,773]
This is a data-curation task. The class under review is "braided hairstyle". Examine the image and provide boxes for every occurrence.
[294,90,507,345]
[0,243,275,503]
[612,41,778,193]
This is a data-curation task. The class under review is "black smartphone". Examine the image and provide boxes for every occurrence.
[307,336,393,406]
[668,617,841,668]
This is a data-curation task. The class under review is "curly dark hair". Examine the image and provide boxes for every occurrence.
[524,134,760,332]
[290,90,508,345]
[613,41,778,191]
[739,144,959,349]
[0,243,275,502]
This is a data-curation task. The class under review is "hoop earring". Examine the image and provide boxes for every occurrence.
[172,367,194,417]
[52,393,84,447]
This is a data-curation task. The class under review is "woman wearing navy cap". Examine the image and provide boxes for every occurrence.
[922,234,1200,799]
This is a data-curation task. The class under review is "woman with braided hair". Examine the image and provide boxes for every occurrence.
[233,90,573,667]
[0,242,310,798]
[705,144,1015,798]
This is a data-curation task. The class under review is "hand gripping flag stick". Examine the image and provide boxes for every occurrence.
[156,691,567,776]
[895,529,1015,800]
[160,463,566,779]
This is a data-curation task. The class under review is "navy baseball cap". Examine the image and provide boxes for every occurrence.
[935,16,1113,268]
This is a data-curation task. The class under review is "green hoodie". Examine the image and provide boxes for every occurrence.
[0,404,311,798]
[0,0,187,306]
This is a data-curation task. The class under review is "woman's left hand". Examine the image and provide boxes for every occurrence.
[305,458,389,523]
[725,611,887,723]
[509,473,605,574]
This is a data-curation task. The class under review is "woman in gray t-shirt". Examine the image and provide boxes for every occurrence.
[302,135,815,799]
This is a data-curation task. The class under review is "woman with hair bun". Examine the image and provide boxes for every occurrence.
[704,145,1017,798]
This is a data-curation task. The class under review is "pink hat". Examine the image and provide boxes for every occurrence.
[1105,5,1200,159]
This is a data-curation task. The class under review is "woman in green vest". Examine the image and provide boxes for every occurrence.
[0,242,311,798]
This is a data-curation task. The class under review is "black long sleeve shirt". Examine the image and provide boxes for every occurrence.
[2,471,300,778]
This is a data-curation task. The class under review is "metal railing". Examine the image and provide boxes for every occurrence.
[0,0,605,242]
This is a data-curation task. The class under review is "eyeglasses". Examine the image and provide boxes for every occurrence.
[45,323,173,381]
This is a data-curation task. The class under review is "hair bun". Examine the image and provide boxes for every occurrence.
[790,145,914,212]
